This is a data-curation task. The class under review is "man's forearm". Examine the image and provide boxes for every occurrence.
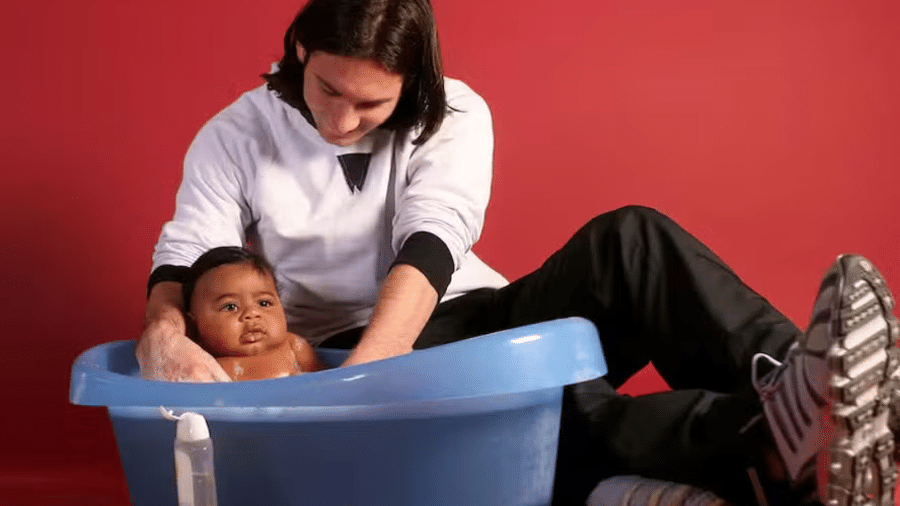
[345,264,438,365]
[143,281,187,334]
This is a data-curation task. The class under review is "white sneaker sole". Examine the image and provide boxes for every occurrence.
[823,256,899,506]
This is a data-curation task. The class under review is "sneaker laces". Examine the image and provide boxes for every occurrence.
[751,342,800,394]
[744,350,790,506]
[751,353,781,389]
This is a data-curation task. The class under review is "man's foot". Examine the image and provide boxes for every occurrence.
[752,254,900,505]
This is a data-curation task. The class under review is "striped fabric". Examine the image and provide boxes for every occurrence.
[587,476,731,506]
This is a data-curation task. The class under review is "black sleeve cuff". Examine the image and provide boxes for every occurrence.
[147,265,190,298]
[390,231,454,299]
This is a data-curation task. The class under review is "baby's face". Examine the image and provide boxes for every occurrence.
[189,262,288,357]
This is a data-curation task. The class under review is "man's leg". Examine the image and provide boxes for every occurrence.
[420,205,801,387]
[415,206,899,504]
[490,205,801,390]
[417,206,801,503]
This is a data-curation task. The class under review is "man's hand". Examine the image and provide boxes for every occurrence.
[341,342,412,367]
[136,320,231,382]
[138,280,231,382]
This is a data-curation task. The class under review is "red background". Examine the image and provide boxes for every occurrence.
[2,0,898,503]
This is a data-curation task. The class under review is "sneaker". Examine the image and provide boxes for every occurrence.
[587,475,731,506]
[888,347,900,443]
[752,254,900,505]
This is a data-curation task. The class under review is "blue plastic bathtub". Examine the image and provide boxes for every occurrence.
[70,317,606,506]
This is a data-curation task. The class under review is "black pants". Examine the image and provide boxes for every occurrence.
[323,205,801,505]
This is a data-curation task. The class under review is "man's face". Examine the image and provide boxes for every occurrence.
[189,262,288,357]
[299,45,404,146]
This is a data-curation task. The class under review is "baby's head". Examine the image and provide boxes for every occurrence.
[183,246,289,358]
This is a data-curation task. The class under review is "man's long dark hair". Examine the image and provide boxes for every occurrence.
[263,0,448,145]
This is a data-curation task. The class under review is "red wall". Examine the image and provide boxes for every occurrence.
[2,1,898,503]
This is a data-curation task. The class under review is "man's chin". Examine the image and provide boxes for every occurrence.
[322,131,363,146]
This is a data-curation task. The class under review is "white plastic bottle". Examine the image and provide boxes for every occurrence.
[173,412,218,506]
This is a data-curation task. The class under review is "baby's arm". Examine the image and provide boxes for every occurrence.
[290,333,325,372]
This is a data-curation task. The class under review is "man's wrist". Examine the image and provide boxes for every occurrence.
[353,331,414,359]
[143,309,187,336]
[144,281,187,333]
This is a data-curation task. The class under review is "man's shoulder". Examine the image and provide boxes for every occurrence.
[442,77,491,120]
[204,85,279,135]
[444,77,485,104]
[188,85,290,158]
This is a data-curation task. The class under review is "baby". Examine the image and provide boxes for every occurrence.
[182,246,323,381]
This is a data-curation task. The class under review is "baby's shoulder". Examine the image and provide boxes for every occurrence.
[288,333,323,372]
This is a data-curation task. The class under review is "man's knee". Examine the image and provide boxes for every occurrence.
[585,205,669,233]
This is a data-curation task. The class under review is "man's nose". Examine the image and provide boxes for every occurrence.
[330,104,360,134]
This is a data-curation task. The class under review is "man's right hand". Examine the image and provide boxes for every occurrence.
[136,320,232,382]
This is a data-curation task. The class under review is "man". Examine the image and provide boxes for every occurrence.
[137,1,900,504]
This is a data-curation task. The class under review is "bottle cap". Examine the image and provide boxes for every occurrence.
[176,412,210,442]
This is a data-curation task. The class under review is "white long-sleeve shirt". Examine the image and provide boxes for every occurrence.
[153,78,507,344]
